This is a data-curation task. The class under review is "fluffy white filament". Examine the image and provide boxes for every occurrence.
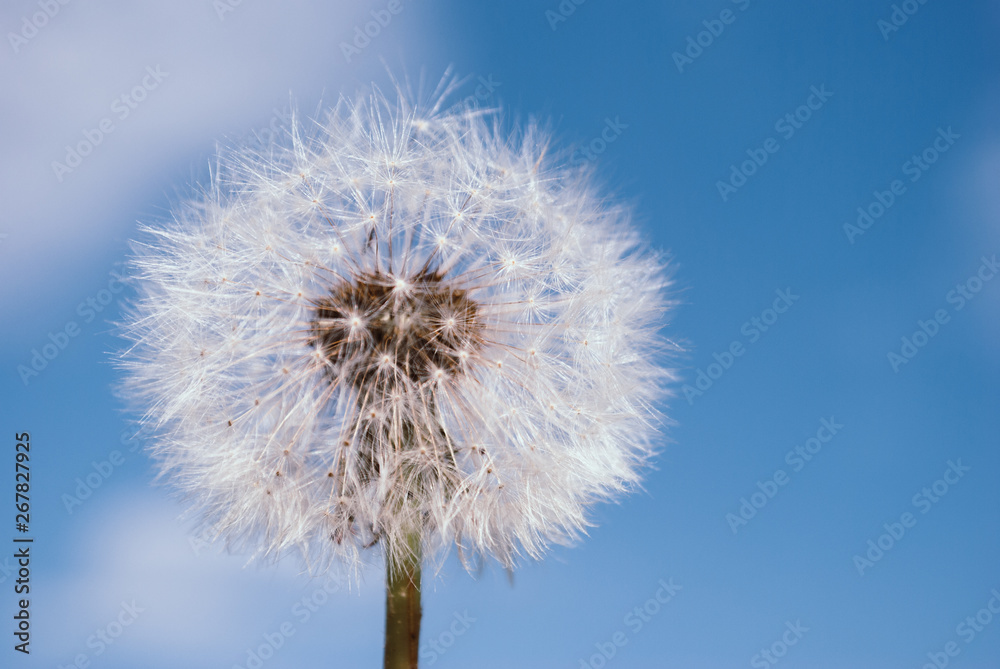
[119,78,675,576]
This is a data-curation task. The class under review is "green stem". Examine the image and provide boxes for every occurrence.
[384,532,422,669]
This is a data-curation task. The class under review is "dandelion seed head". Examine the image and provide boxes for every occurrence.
[118,76,677,578]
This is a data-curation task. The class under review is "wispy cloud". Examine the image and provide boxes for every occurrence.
[0,0,426,313]
[36,490,383,668]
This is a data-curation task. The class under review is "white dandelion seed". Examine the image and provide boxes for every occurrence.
[118,76,677,587]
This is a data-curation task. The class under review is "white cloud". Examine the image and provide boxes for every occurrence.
[0,0,435,315]
[951,89,1000,358]
[36,489,383,668]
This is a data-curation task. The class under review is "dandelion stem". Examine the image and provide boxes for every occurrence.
[384,531,422,669]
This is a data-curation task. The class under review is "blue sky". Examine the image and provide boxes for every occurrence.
[2,0,999,667]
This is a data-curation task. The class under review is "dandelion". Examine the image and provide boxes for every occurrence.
[119,74,676,667]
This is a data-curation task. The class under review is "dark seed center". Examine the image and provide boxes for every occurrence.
[311,270,481,387]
